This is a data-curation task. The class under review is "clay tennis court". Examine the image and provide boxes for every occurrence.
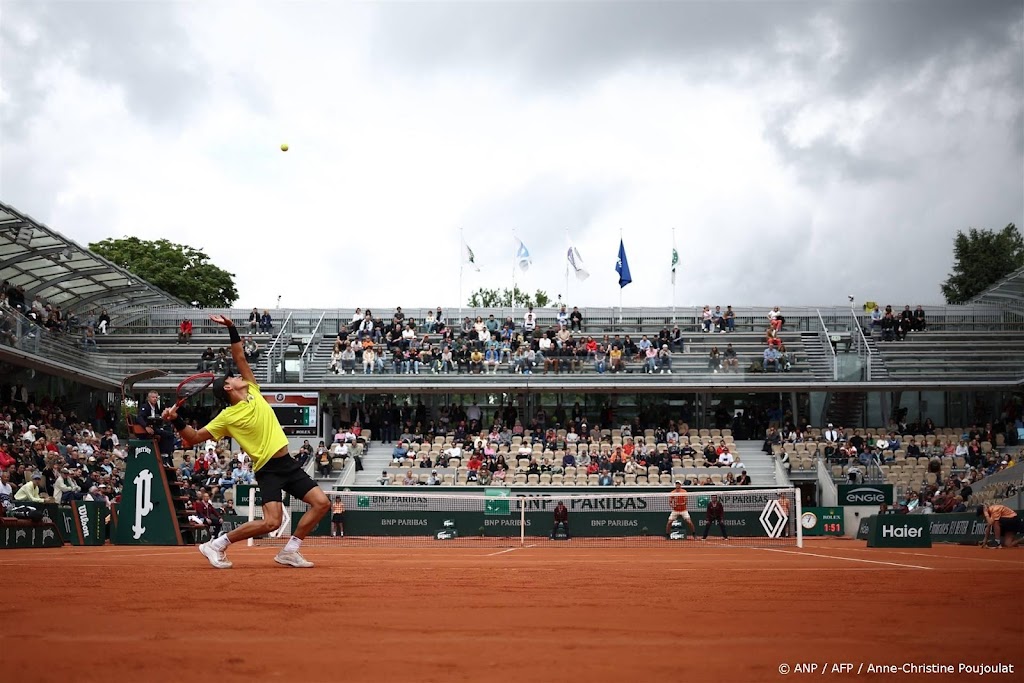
[4,539,1021,683]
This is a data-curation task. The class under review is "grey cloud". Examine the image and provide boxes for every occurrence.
[1,1,208,134]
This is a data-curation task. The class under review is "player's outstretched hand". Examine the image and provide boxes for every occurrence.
[161,406,178,422]
[209,314,234,327]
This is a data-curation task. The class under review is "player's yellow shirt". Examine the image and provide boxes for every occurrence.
[204,381,288,472]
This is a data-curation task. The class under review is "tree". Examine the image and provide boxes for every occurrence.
[89,237,239,308]
[467,287,554,308]
[940,224,1024,304]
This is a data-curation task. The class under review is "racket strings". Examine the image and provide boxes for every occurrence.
[178,374,214,399]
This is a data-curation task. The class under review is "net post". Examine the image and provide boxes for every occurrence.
[519,496,525,547]
[795,488,803,548]
[246,489,255,548]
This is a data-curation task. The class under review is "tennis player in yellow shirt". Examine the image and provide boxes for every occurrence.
[162,314,330,569]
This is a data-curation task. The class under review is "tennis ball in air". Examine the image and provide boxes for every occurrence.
[281,143,289,152]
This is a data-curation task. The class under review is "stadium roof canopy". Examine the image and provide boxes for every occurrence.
[969,265,1024,313]
[0,201,185,312]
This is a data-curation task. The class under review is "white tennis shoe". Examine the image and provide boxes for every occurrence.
[199,541,232,569]
[275,550,314,568]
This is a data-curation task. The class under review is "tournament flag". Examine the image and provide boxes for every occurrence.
[516,239,532,272]
[463,240,480,272]
[567,245,590,281]
[616,239,632,288]
[671,247,679,285]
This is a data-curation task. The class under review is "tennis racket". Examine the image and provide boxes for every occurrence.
[171,372,217,410]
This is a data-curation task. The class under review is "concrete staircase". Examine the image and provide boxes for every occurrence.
[800,332,835,381]
[354,441,393,485]
[726,440,778,487]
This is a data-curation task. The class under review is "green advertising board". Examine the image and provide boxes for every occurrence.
[801,507,845,537]
[838,484,893,506]
[327,488,795,539]
[1,522,62,549]
[113,440,181,545]
[60,501,106,546]
[858,511,1024,545]
[866,514,931,548]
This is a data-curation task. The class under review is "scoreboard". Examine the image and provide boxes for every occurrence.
[265,392,319,437]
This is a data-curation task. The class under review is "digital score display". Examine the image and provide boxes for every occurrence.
[265,392,319,437]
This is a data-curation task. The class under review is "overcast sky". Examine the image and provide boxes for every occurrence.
[1,0,1022,311]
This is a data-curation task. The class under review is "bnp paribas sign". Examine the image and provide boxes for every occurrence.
[838,484,893,506]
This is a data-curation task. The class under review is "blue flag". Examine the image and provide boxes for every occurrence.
[615,239,632,288]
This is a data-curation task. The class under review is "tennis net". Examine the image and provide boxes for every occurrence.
[247,487,802,547]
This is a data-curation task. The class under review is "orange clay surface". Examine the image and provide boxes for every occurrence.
[3,538,1022,683]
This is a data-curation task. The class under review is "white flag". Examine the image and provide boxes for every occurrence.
[567,245,590,281]
[463,241,480,272]
[515,239,532,272]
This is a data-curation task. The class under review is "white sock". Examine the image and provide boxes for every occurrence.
[283,536,302,553]
[211,535,232,552]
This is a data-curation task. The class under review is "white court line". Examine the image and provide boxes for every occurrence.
[756,547,934,570]
[836,547,1024,565]
[486,544,537,556]
[669,567,932,572]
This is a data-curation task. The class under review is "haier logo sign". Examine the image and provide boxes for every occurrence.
[881,525,922,539]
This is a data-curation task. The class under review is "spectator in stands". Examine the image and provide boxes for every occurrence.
[248,308,260,334]
[97,309,111,335]
[701,306,712,332]
[609,345,624,373]
[53,467,81,504]
[427,469,442,486]
[402,469,418,486]
[708,347,722,373]
[643,344,659,373]
[329,341,343,375]
[198,347,216,371]
[723,306,736,333]
[362,346,377,374]
[712,306,724,332]
[377,470,390,485]
[657,345,672,374]
[259,310,273,335]
[723,344,739,373]
[737,470,751,485]
[81,324,97,351]
[177,318,193,345]
[484,345,500,374]
[763,345,781,372]
[194,492,222,536]
[879,311,896,341]
[768,306,785,330]
[523,307,536,335]
[317,442,332,478]
[15,472,45,502]
[913,305,927,331]
[340,344,356,374]
[569,306,583,331]
[244,336,260,363]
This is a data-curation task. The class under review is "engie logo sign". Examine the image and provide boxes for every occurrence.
[838,484,893,505]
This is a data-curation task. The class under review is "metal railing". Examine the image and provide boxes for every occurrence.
[263,313,294,383]
[849,308,874,381]
[815,309,838,381]
[299,311,326,382]
[816,456,839,507]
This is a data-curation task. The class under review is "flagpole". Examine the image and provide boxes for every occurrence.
[511,231,517,317]
[564,229,570,305]
[459,228,464,320]
[671,226,676,323]
[619,228,623,324]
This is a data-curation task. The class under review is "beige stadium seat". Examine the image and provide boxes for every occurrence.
[449,457,461,468]
[588,474,599,485]
[659,474,673,485]
[710,474,722,485]
[682,458,694,468]
[563,466,577,478]
[443,475,455,485]
[527,474,540,485]
[551,474,563,485]
[539,473,552,486]
[625,474,637,485]
[831,465,843,478]
[562,479,575,487]
[710,429,721,438]
[514,473,527,485]
[576,475,589,486]
[672,457,682,468]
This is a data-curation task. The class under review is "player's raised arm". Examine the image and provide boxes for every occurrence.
[161,404,212,448]
[210,314,257,384]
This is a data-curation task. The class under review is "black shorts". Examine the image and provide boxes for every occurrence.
[332,513,345,523]
[997,516,1022,535]
[255,455,317,504]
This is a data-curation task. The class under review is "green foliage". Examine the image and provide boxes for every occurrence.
[467,287,553,308]
[941,224,1023,304]
[89,237,239,307]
